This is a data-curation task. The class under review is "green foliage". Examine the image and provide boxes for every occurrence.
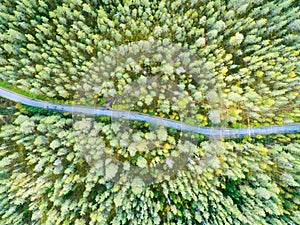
[0,114,299,224]
[0,0,298,125]
[0,0,299,224]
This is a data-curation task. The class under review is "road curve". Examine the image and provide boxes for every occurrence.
[0,86,299,138]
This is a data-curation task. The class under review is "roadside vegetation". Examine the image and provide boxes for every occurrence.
[0,0,299,224]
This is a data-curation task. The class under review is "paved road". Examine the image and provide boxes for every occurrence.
[0,86,299,138]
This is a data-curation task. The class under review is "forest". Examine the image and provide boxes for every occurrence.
[0,0,299,224]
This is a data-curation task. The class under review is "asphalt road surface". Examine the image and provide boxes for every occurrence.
[0,86,299,138]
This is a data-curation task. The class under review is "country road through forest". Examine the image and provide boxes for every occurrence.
[0,86,299,138]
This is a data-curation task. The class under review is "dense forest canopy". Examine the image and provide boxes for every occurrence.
[0,0,299,224]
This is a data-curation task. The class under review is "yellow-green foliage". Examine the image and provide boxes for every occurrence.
[0,0,299,125]
[0,113,299,224]
[0,0,299,224]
